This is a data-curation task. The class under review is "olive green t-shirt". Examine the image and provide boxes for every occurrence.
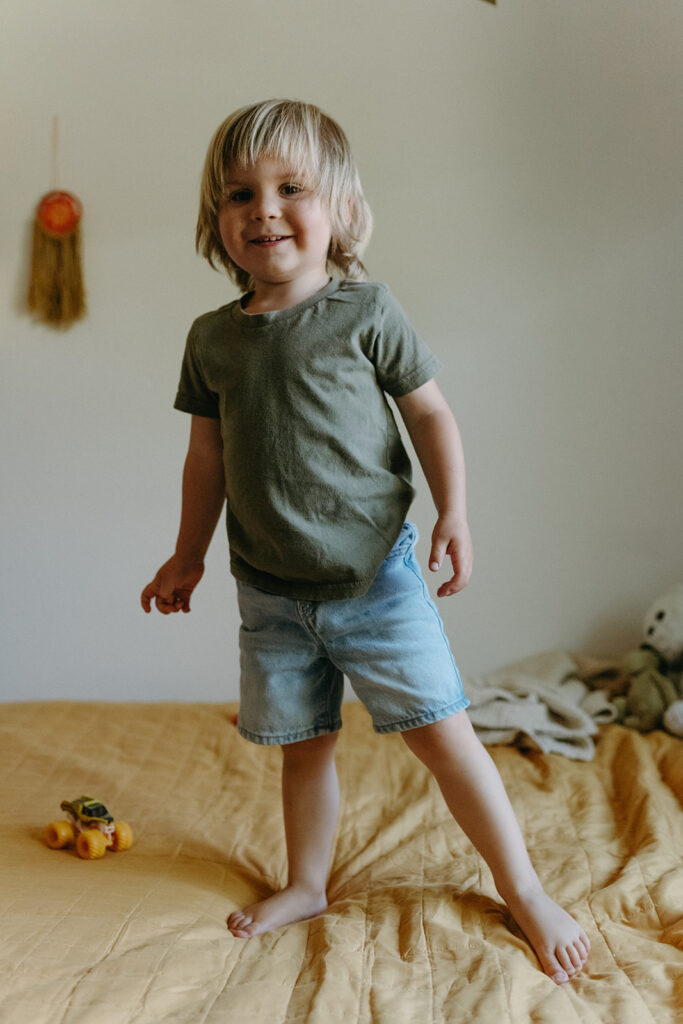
[174,278,441,599]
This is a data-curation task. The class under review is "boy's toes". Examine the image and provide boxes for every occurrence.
[537,947,570,984]
[541,941,590,984]
[227,912,255,937]
[571,940,588,969]
[563,947,582,974]
[557,959,575,978]
[550,968,570,984]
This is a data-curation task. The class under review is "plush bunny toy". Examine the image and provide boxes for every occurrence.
[643,583,683,736]
[613,584,683,735]
[614,585,683,737]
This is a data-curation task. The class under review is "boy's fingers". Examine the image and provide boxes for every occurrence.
[429,521,473,596]
[155,590,182,614]
[438,568,466,597]
[140,581,158,613]
[429,538,448,572]
[141,573,195,614]
[447,552,473,595]
[141,575,179,615]
[433,545,472,597]
[158,589,193,614]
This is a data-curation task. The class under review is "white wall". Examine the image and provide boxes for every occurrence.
[2,0,681,701]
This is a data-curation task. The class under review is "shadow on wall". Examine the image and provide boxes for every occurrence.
[582,612,642,658]
[14,219,35,317]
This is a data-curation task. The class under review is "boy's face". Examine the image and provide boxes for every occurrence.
[218,157,333,293]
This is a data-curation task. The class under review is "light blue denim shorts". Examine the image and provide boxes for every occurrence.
[235,522,469,745]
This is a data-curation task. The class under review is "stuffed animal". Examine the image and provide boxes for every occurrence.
[614,583,683,736]
[613,648,680,731]
[644,583,683,736]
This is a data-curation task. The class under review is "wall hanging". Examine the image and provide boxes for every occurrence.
[27,118,86,329]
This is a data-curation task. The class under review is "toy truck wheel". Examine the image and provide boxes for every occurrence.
[111,822,133,851]
[76,829,108,860]
[46,820,75,849]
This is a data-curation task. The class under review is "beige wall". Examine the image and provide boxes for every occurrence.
[2,0,682,700]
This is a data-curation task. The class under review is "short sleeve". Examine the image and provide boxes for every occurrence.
[371,286,442,397]
[173,324,220,418]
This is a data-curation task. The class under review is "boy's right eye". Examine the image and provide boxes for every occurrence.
[226,189,252,203]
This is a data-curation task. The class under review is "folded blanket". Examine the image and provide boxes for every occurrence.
[465,651,618,760]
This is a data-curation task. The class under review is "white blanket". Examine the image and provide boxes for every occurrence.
[465,651,618,760]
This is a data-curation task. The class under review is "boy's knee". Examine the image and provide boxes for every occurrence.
[281,731,339,763]
[401,711,476,765]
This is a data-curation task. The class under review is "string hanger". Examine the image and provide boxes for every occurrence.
[52,115,60,190]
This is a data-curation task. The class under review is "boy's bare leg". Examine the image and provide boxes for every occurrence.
[228,731,339,938]
[401,712,591,984]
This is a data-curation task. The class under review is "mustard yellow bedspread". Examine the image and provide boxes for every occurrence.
[1,700,681,1023]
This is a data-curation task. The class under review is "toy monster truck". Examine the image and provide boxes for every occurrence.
[46,796,133,859]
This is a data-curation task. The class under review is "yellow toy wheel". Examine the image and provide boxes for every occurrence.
[76,829,108,860]
[112,822,133,852]
[46,820,75,849]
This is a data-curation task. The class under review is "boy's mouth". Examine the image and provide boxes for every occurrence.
[249,235,292,247]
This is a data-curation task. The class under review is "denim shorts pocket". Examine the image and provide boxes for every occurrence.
[403,546,427,587]
[387,521,418,559]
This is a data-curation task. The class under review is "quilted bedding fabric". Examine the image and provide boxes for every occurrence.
[1,699,681,1024]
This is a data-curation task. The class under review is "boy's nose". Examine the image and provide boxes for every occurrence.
[252,192,280,220]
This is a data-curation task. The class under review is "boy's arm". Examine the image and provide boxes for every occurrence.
[395,379,473,597]
[141,415,226,614]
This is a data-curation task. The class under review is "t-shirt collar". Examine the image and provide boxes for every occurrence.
[232,277,340,327]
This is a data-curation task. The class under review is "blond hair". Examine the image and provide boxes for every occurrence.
[196,99,373,290]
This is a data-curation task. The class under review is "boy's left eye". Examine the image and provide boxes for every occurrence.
[281,184,303,196]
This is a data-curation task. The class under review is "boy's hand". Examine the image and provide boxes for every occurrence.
[428,515,473,598]
[140,555,205,614]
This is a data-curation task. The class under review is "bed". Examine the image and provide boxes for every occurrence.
[1,660,682,1024]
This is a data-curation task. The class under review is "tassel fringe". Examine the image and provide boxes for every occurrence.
[27,220,86,328]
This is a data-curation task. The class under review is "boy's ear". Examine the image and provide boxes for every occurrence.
[344,197,355,227]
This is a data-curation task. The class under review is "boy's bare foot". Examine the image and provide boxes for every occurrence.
[227,885,327,938]
[504,884,590,984]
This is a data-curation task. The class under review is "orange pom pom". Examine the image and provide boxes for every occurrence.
[36,191,82,237]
